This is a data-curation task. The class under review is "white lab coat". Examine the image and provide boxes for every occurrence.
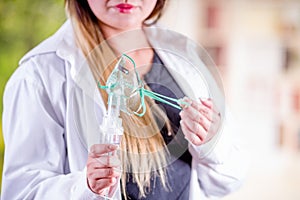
[1,20,247,200]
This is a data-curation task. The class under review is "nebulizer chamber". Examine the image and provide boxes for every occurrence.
[100,55,130,146]
[99,55,132,200]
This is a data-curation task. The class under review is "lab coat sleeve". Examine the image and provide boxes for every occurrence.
[189,109,248,198]
[1,62,104,200]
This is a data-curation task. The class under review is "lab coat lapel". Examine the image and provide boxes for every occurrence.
[55,22,106,112]
[145,26,210,100]
[55,21,107,149]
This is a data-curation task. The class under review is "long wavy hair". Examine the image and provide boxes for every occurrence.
[65,0,170,198]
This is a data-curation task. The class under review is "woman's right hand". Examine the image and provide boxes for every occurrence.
[86,144,121,195]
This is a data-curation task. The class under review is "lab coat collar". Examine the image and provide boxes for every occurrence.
[19,20,83,78]
[19,20,75,65]
[19,20,105,109]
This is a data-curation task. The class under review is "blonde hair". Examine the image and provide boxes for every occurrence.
[65,0,170,198]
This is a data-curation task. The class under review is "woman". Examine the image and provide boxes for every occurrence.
[1,0,246,199]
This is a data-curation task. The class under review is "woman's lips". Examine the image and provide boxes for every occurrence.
[115,3,135,13]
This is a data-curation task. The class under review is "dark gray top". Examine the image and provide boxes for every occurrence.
[122,52,191,200]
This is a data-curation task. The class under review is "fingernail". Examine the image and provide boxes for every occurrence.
[187,97,193,103]
[184,135,189,141]
[90,146,95,153]
[183,96,190,101]
[111,177,116,184]
[180,98,191,109]
[109,145,117,150]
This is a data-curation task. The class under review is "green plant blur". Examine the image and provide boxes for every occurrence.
[0,0,66,191]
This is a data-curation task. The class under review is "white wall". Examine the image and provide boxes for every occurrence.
[159,0,201,41]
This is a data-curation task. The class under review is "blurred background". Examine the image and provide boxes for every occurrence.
[1,0,300,199]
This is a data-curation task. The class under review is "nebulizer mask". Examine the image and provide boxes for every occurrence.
[98,53,189,122]
[98,54,141,145]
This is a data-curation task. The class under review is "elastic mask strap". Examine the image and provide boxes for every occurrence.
[98,82,117,90]
[141,88,189,110]
[133,88,147,117]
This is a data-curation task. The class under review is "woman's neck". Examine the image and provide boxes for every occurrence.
[99,21,142,40]
[127,49,154,74]
[99,23,154,77]
[102,26,152,54]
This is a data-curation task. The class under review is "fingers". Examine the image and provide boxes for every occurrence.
[200,98,213,109]
[180,120,205,146]
[180,99,212,131]
[184,98,214,120]
[180,118,207,140]
[200,99,221,126]
[88,176,118,195]
[200,98,220,116]
[89,144,118,158]
[87,144,121,195]
[179,97,221,146]
[87,167,121,179]
[180,106,211,131]
[87,155,121,168]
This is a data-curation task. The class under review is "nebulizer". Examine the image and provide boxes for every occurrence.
[98,53,189,199]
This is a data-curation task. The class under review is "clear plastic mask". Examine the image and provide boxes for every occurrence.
[98,54,189,117]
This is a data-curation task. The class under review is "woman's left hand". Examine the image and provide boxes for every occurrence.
[179,97,221,146]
